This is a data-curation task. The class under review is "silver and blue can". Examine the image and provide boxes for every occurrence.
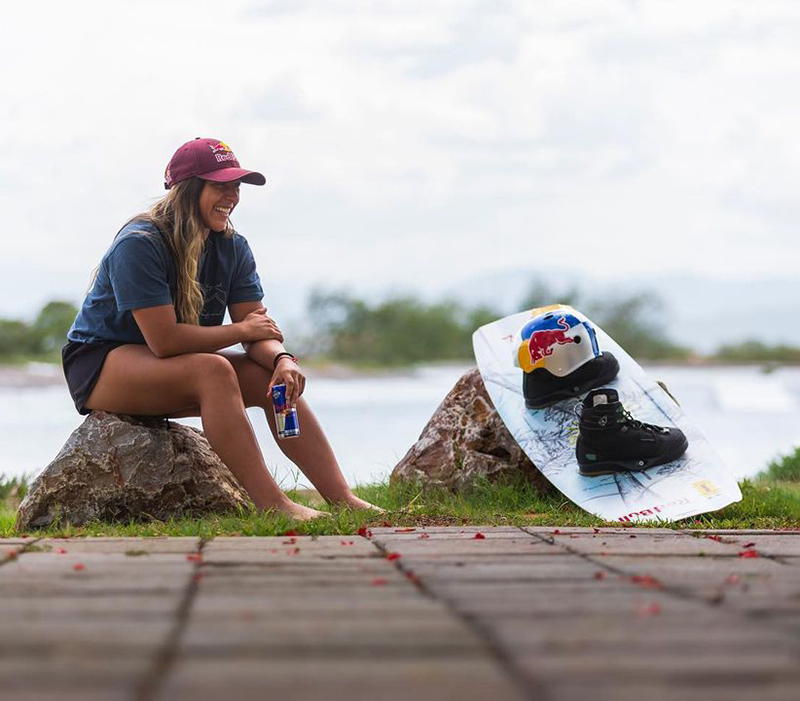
[271,383,300,439]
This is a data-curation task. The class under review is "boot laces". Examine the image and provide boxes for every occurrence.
[619,409,669,434]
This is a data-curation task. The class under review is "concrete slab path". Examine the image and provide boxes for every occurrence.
[1,527,799,700]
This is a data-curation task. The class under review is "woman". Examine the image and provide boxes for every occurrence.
[62,137,378,521]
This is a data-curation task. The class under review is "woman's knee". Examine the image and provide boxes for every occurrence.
[186,353,241,396]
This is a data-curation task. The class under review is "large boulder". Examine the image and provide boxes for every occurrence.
[391,367,553,493]
[16,412,250,530]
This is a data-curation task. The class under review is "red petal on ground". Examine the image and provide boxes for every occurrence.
[637,602,662,617]
[386,552,401,561]
[592,528,601,534]
[473,533,486,540]
[553,529,561,534]
[72,562,85,571]
[725,574,741,584]
[742,542,756,548]
[705,535,724,542]
[186,553,203,562]
[283,530,298,537]
[418,533,430,539]
[594,571,606,580]
[340,540,355,545]
[287,548,300,555]
[372,578,388,586]
[6,550,18,560]
[54,548,67,554]
[630,575,663,590]
[282,537,297,545]
[739,550,760,558]
[394,528,416,532]
[357,527,373,538]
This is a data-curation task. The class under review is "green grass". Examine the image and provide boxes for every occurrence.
[1,468,798,538]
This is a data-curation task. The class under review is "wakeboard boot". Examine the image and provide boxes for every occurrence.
[524,352,620,409]
[576,388,688,476]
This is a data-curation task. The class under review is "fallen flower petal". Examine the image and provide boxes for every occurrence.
[637,602,662,617]
[742,542,756,549]
[54,548,67,554]
[357,527,373,538]
[630,575,663,590]
[340,540,355,546]
[72,562,85,571]
[386,552,401,561]
[372,578,388,586]
[282,530,298,537]
[6,550,18,560]
[282,537,297,545]
[553,529,561,535]
[704,535,724,542]
[592,528,601,534]
[186,553,203,562]
[394,528,416,533]
[473,533,486,540]
[725,574,741,585]
[739,550,760,558]
[418,533,430,539]
[287,548,300,555]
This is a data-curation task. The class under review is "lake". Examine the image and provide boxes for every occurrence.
[1,364,798,489]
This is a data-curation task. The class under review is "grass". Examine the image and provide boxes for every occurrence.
[1,455,799,538]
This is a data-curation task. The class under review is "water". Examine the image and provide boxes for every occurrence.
[1,364,798,489]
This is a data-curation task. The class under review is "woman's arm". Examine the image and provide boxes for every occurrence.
[229,301,306,404]
[132,304,282,358]
[229,301,289,368]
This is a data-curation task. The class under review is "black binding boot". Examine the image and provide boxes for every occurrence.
[576,388,688,476]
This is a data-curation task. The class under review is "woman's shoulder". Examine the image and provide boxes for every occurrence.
[107,219,168,259]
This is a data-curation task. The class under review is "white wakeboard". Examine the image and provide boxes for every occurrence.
[473,307,741,523]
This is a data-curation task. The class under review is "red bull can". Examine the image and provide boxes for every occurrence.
[271,384,300,439]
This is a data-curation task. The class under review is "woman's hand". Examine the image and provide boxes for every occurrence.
[239,308,284,343]
[268,356,306,407]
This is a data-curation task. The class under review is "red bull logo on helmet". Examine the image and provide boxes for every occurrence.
[517,311,582,372]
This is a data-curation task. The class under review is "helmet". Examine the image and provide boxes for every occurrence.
[514,307,619,409]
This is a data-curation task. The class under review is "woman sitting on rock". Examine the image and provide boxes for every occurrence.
[62,137,378,521]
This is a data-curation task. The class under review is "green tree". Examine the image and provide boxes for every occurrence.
[32,300,79,352]
[306,289,501,366]
[0,320,39,357]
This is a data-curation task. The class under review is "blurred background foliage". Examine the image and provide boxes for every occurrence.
[1,290,798,367]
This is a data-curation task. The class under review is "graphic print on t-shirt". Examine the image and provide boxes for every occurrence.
[200,283,227,324]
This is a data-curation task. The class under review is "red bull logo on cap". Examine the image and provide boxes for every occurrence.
[527,316,575,364]
[209,141,236,163]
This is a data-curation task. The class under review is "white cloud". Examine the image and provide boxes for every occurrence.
[1,0,798,320]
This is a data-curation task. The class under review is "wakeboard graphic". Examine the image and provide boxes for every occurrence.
[473,306,741,523]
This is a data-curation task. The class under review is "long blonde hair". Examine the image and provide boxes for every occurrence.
[134,177,234,325]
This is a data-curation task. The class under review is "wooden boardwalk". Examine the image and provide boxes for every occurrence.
[1,527,799,700]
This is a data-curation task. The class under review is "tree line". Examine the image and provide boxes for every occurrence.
[1,292,799,366]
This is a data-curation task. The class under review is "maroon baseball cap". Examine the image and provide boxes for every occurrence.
[164,137,266,189]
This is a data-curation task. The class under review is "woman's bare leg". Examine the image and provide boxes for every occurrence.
[220,351,381,511]
[84,345,327,520]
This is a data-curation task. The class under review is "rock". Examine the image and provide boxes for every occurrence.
[16,412,250,530]
[391,368,553,493]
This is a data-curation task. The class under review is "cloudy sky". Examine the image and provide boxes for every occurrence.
[1,0,799,328]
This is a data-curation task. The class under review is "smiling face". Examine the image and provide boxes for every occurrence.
[198,180,241,233]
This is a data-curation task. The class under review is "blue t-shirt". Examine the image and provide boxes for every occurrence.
[68,220,264,344]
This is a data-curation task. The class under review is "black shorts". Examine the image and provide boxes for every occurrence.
[62,340,126,415]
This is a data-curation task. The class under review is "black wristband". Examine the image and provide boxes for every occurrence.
[273,352,297,367]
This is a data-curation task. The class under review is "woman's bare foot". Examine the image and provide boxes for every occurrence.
[272,500,330,521]
[331,493,385,513]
